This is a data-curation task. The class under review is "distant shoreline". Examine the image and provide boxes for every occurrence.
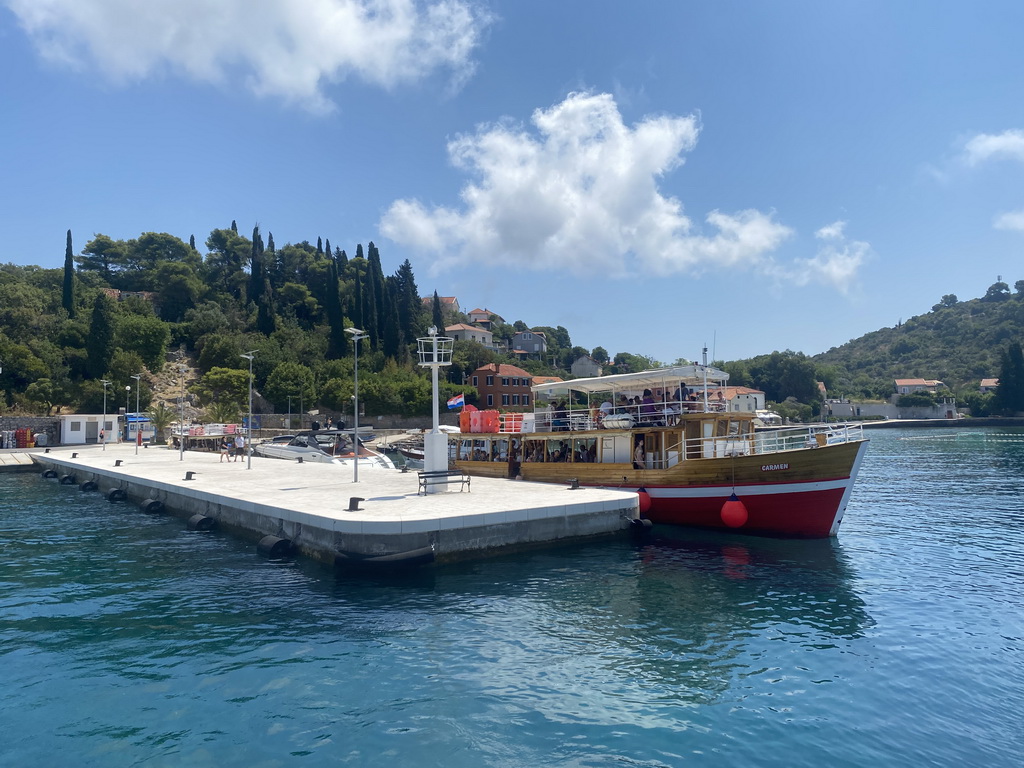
[860,417,1024,429]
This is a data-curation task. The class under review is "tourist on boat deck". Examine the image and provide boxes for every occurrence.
[639,390,657,424]
[552,400,568,431]
[633,438,646,470]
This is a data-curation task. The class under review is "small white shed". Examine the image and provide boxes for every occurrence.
[59,414,121,445]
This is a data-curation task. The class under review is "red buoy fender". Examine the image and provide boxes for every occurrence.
[637,488,652,515]
[720,493,748,528]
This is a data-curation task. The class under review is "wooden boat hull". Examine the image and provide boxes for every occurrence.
[454,436,868,538]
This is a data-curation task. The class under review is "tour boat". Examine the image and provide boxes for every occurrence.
[450,365,869,538]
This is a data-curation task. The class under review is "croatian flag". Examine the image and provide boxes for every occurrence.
[447,393,465,410]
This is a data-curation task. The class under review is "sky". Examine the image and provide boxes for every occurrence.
[3,0,1024,365]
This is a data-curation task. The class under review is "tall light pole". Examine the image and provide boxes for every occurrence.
[131,374,141,454]
[101,379,111,450]
[345,327,368,483]
[124,385,131,442]
[178,364,186,461]
[240,351,256,470]
[417,325,454,492]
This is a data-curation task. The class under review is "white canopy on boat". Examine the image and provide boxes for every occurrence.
[531,365,729,397]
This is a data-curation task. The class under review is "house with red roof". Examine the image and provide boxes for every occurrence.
[471,363,535,410]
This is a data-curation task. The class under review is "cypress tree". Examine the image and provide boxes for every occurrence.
[189,234,196,251]
[62,229,76,318]
[248,224,264,304]
[86,293,116,378]
[317,237,323,255]
[325,257,348,358]
[431,291,443,330]
[257,277,276,336]
[994,342,1024,415]
[231,220,238,233]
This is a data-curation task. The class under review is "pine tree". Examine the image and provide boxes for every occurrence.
[62,229,76,318]
[394,259,422,339]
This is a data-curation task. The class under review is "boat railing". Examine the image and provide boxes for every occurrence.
[523,398,728,433]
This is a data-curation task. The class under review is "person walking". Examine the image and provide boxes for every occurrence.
[219,436,230,462]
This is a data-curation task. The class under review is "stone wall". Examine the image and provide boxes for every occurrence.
[0,417,61,446]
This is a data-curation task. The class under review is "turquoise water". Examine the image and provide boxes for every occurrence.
[2,427,1023,767]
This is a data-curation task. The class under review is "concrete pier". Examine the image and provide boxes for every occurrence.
[25,445,640,567]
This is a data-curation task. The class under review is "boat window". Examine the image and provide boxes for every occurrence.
[548,439,570,462]
[524,439,545,462]
[716,419,729,437]
[459,439,473,461]
[472,438,490,462]
[572,437,597,462]
[493,438,509,461]
[728,420,741,436]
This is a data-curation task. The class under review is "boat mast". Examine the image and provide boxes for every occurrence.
[702,346,709,412]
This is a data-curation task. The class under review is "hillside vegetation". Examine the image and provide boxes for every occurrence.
[811,282,1023,399]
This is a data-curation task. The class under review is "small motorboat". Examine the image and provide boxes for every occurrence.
[254,431,394,469]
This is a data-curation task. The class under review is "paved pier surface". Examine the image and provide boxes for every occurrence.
[28,444,639,566]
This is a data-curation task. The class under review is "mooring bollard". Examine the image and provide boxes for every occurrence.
[348,497,365,511]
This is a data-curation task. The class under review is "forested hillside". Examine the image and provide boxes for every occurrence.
[2,226,1021,423]
[0,225,631,421]
[811,281,1024,398]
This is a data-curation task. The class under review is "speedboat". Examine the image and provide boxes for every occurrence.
[254,431,394,469]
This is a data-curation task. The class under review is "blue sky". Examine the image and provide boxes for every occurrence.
[3,1,1024,364]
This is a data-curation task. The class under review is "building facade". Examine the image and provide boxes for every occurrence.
[471,363,534,410]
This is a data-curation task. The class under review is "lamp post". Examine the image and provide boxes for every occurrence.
[131,374,141,454]
[416,325,454,492]
[240,351,256,470]
[124,385,131,442]
[345,327,368,483]
[178,365,186,461]
[100,379,110,450]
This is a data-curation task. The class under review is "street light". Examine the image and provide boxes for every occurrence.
[240,351,256,470]
[124,385,131,442]
[101,379,111,450]
[345,327,368,483]
[131,374,141,454]
[178,364,186,461]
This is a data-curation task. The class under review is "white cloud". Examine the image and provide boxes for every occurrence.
[4,0,491,112]
[815,220,846,240]
[381,91,795,278]
[787,224,870,294]
[963,129,1024,166]
[994,209,1024,232]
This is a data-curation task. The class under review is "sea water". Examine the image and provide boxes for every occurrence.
[1,427,1022,767]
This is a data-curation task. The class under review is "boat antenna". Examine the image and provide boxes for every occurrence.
[702,345,709,412]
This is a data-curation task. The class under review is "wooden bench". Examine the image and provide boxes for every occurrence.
[418,469,471,495]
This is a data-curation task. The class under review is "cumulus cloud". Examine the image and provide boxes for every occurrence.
[963,129,1024,166]
[381,91,795,278]
[785,221,869,294]
[4,0,490,112]
[994,209,1024,232]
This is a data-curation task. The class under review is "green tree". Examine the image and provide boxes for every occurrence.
[146,401,176,444]
[62,229,76,318]
[263,362,315,411]
[86,293,117,378]
[993,342,1024,415]
[591,346,609,364]
[983,281,1010,302]
[193,367,250,410]
[116,315,170,372]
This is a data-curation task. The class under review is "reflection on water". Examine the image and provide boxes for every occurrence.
[3,428,1024,768]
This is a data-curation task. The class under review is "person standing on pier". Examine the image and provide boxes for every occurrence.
[233,433,245,462]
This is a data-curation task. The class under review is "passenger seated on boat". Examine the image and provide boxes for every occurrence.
[639,390,658,425]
